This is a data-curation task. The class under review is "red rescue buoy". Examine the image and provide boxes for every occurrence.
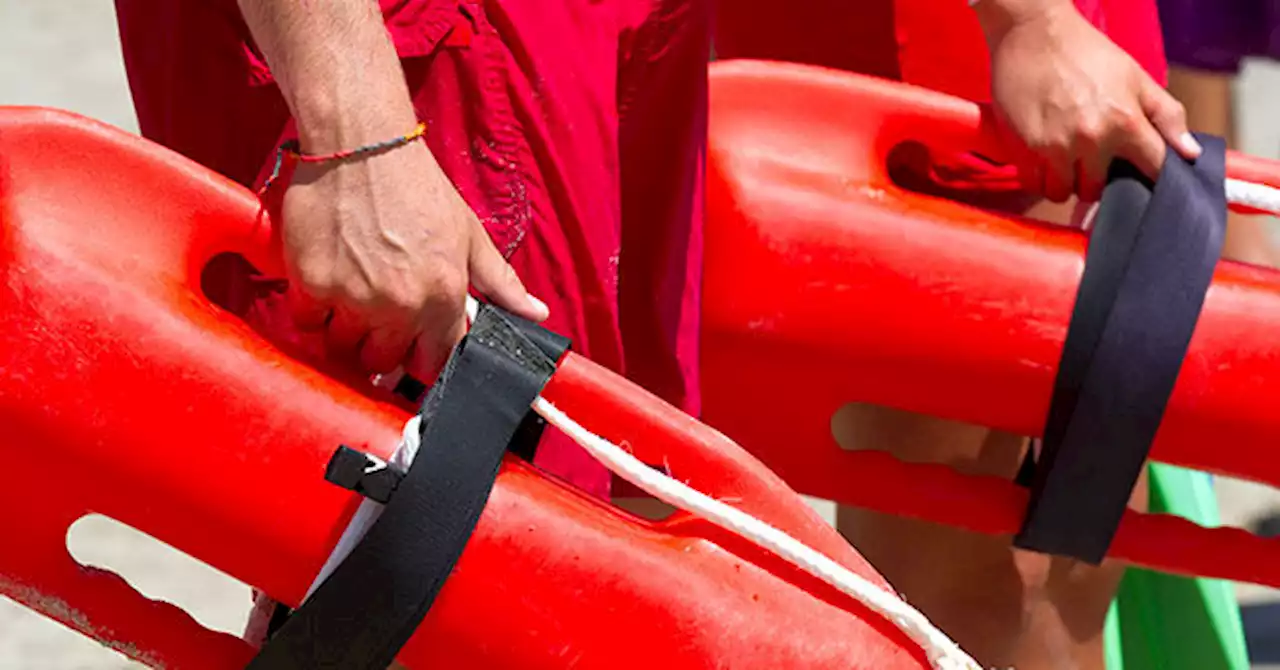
[702,59,1280,589]
[0,106,930,668]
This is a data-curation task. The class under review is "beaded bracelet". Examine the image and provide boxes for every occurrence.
[257,121,428,197]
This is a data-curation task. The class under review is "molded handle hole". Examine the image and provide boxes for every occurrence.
[885,141,1041,213]
[66,514,253,637]
[202,252,287,320]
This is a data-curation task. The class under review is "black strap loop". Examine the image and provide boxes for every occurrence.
[325,446,404,504]
[1014,135,1227,564]
[249,304,567,668]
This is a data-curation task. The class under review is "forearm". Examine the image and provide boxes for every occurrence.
[971,0,1075,44]
[237,0,419,153]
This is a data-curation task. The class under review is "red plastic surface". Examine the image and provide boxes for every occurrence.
[702,60,1280,588]
[0,107,927,668]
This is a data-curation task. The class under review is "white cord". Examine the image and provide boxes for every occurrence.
[501,174,1280,666]
[309,341,976,666]
[1226,177,1280,214]
[305,173,1278,665]
[532,398,981,670]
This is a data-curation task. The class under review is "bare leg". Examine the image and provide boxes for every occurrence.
[1168,66,1280,267]
[834,405,1145,669]
[833,198,1144,670]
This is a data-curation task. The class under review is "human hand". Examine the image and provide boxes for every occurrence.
[279,138,548,381]
[977,0,1202,201]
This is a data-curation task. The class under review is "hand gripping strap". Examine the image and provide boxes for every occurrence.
[248,304,566,669]
[1014,135,1227,564]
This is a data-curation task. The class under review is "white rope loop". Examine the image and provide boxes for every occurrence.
[521,173,1276,668]
[510,175,1280,670]
[309,173,1279,668]
[533,398,981,670]
[1226,177,1280,214]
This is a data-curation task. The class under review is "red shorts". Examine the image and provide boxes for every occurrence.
[715,0,1168,198]
[114,0,711,501]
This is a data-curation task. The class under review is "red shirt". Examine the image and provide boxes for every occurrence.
[715,0,1169,101]
[113,0,711,500]
[714,0,1168,204]
[898,0,1168,101]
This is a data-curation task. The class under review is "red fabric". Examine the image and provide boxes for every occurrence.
[114,0,710,501]
[715,0,1168,199]
[1099,0,1169,87]
[896,0,1168,101]
[715,0,1167,98]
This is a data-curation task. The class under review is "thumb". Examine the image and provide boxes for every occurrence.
[468,223,549,322]
[1140,76,1202,161]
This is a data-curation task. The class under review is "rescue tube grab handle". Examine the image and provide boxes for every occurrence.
[738,62,1280,215]
[0,106,945,668]
[703,61,1280,588]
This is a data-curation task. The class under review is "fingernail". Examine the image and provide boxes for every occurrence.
[1180,132,1203,156]
[528,295,550,321]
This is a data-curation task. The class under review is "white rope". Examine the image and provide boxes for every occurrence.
[302,174,1279,665]
[514,173,1278,669]
[532,398,980,670]
[1226,177,1280,214]
[310,361,977,667]
[523,173,1280,667]
[307,169,1280,662]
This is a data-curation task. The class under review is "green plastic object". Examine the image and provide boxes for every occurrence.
[1105,463,1249,670]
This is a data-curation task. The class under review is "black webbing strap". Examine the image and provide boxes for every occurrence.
[325,446,404,504]
[248,304,568,669]
[1013,135,1227,564]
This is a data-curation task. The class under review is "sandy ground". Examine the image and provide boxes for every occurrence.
[3,1,1280,668]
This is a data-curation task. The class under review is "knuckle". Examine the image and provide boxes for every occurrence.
[338,279,376,307]
[1043,135,1072,156]
[382,284,426,316]
[1076,117,1106,146]
[381,266,466,321]
[1114,108,1144,134]
[294,263,336,298]
[425,266,468,305]
[1022,134,1052,154]
[360,265,470,321]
